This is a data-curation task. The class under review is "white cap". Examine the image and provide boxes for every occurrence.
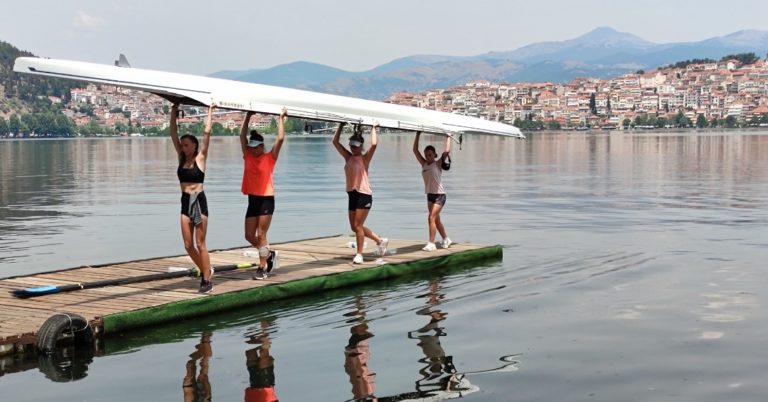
[247,139,264,148]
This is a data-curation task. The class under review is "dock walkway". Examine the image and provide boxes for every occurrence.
[0,235,501,354]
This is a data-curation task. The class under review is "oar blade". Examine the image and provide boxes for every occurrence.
[9,262,256,298]
[11,285,61,299]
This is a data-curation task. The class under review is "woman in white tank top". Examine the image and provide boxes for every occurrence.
[413,131,452,251]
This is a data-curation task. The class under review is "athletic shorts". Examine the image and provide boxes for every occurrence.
[180,191,209,217]
[427,193,447,206]
[347,190,373,211]
[246,195,275,217]
[247,365,276,388]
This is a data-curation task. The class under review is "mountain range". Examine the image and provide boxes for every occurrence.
[212,27,768,100]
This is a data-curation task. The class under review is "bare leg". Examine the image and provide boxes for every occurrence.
[181,215,205,272]
[349,209,381,254]
[426,202,445,243]
[256,215,273,268]
[194,215,212,280]
[245,217,259,248]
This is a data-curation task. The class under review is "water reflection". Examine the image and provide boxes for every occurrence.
[338,280,520,402]
[343,295,376,401]
[182,332,213,402]
[37,345,95,383]
[409,279,458,395]
[0,345,95,383]
[244,319,279,402]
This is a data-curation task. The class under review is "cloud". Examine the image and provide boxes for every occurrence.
[73,11,107,30]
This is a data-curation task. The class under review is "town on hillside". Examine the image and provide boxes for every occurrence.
[388,57,768,130]
[2,56,768,138]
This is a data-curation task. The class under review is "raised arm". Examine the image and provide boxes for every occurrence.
[240,111,255,154]
[170,103,181,154]
[363,121,379,163]
[332,122,350,160]
[439,133,452,165]
[198,104,214,158]
[412,131,426,165]
[271,108,287,161]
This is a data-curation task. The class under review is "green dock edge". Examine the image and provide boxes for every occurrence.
[102,244,502,334]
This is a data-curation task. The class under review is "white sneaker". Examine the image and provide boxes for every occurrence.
[442,237,453,249]
[377,238,389,256]
[422,242,437,251]
[353,253,364,264]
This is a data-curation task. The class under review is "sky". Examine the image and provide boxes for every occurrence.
[1,0,767,75]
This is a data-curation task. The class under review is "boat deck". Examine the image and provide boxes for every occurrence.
[0,235,501,354]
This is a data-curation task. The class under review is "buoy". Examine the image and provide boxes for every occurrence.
[36,313,94,354]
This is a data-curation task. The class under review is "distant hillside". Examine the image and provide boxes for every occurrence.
[0,40,79,116]
[214,27,768,99]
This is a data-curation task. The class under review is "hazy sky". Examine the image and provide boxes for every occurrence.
[2,0,766,75]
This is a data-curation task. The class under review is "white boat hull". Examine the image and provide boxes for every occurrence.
[14,57,523,138]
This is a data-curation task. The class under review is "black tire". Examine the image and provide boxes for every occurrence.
[36,313,94,354]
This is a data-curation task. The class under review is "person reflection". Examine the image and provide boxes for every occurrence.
[244,319,279,402]
[408,279,459,394]
[344,296,377,401]
[183,332,213,402]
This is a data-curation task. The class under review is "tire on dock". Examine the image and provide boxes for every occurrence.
[36,313,95,354]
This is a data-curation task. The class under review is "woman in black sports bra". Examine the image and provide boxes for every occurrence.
[170,103,215,293]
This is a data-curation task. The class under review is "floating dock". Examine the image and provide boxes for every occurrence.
[0,235,501,355]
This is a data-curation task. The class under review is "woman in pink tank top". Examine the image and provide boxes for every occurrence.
[332,122,388,264]
[413,131,452,251]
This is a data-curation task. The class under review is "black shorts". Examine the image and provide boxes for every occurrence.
[247,365,275,388]
[180,192,209,217]
[246,195,275,217]
[347,190,373,210]
[427,193,446,206]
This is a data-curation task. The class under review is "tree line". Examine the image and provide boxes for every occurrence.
[0,112,76,137]
[1,40,79,113]
[664,52,762,70]
[624,112,768,129]
[0,113,309,137]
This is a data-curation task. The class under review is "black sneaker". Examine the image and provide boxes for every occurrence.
[198,280,213,294]
[266,250,279,273]
[253,267,267,280]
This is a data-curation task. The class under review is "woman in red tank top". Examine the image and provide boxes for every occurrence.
[239,108,286,280]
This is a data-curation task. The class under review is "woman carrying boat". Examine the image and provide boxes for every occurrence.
[332,121,388,264]
[412,131,452,251]
[240,108,286,280]
[170,103,215,293]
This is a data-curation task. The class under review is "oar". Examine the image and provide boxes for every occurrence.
[10,262,256,299]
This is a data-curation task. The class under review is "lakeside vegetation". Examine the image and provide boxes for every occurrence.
[513,111,768,131]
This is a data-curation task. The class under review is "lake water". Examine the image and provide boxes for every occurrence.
[1,131,767,401]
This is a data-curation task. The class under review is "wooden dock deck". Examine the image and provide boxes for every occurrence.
[0,235,501,355]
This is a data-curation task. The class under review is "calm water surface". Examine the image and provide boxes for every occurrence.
[0,132,767,401]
